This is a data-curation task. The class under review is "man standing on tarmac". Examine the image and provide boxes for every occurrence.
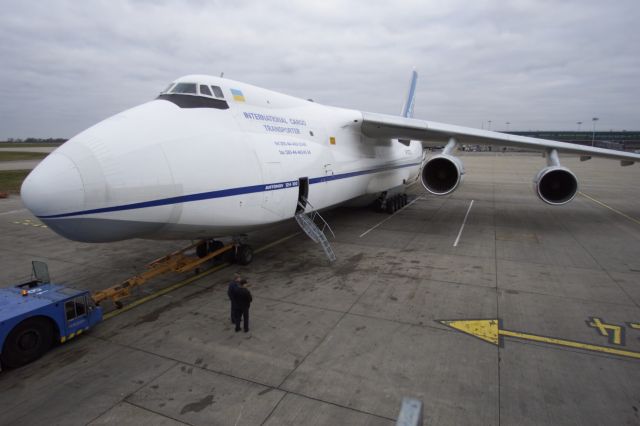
[233,279,253,333]
[227,274,242,324]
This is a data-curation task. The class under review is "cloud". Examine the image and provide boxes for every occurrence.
[0,0,638,138]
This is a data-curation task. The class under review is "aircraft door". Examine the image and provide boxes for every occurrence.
[296,177,309,213]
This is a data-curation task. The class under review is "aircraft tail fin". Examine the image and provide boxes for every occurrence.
[401,69,418,118]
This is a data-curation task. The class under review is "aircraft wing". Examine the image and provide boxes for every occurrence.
[360,111,640,164]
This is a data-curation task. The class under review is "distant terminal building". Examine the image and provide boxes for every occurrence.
[509,131,640,151]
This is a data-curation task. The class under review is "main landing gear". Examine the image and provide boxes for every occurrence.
[376,193,408,214]
[196,239,254,265]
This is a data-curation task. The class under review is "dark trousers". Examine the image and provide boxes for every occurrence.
[233,306,249,331]
[230,302,235,323]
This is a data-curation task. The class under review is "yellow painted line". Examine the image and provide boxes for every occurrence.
[103,232,300,321]
[579,191,640,226]
[10,219,48,228]
[440,319,640,360]
[103,262,229,320]
[630,323,640,329]
[499,330,640,359]
[254,232,300,254]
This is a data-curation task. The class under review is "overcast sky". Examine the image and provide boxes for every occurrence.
[1,0,638,139]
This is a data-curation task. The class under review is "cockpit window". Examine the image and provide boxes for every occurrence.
[170,83,197,94]
[199,85,212,96]
[156,80,229,109]
[211,86,224,99]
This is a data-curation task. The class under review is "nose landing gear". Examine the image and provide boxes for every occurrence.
[196,239,253,265]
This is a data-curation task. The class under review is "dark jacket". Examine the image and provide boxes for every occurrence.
[228,281,239,301]
[234,287,252,309]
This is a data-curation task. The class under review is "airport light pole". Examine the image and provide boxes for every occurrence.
[506,122,510,132]
[488,120,492,131]
[591,117,599,146]
[577,121,582,132]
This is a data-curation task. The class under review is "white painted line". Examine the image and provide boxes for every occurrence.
[359,196,423,238]
[453,200,474,247]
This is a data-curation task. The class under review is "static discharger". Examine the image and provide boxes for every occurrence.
[439,319,640,360]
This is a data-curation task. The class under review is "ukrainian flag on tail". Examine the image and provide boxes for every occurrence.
[231,88,245,102]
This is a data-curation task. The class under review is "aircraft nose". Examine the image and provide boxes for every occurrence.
[21,153,85,218]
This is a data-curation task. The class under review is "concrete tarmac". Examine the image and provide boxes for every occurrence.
[0,160,42,171]
[0,154,639,425]
[0,147,57,153]
[0,146,55,170]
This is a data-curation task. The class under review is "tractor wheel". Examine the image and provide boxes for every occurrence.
[1,317,53,368]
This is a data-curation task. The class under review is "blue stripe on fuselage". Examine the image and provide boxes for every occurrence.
[37,161,421,219]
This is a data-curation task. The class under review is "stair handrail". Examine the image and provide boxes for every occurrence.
[297,197,335,239]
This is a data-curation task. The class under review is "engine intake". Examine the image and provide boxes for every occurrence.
[421,154,464,196]
[534,166,578,205]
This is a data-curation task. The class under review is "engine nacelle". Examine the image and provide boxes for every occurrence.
[533,166,578,205]
[421,154,465,196]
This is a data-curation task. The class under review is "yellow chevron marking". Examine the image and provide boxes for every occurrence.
[439,319,640,360]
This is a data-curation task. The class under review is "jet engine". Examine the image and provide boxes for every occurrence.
[533,166,578,205]
[533,149,578,205]
[421,154,464,195]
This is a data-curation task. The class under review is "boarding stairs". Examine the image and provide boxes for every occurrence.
[294,198,336,262]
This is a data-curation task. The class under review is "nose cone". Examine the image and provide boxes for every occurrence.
[21,153,85,218]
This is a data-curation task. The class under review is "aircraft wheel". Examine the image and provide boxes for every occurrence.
[208,240,224,253]
[402,194,408,206]
[386,199,394,214]
[196,242,208,258]
[1,317,53,368]
[236,244,254,265]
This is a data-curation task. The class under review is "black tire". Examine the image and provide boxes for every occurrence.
[1,317,53,369]
[236,244,254,265]
[386,200,394,214]
[402,194,408,206]
[196,242,208,258]
[393,197,399,212]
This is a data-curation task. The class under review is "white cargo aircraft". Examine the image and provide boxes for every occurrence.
[21,71,640,262]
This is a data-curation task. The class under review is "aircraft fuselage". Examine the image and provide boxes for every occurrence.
[21,75,422,242]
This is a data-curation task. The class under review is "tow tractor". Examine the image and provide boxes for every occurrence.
[0,261,102,369]
[0,240,248,370]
